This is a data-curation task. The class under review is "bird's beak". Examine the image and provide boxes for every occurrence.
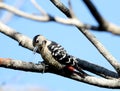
[33,46,38,54]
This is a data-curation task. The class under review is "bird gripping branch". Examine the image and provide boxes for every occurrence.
[33,35,87,77]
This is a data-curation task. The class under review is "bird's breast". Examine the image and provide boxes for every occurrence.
[40,47,63,69]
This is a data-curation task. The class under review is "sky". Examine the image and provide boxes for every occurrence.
[0,0,120,91]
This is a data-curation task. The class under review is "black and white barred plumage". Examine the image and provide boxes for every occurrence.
[48,41,78,66]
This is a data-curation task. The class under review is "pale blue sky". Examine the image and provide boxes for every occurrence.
[0,0,120,91]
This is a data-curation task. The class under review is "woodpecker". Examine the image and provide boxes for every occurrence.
[33,35,87,77]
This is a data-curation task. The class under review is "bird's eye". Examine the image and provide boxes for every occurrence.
[36,39,39,43]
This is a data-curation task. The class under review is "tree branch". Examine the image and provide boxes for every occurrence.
[0,2,81,26]
[50,0,71,18]
[83,0,120,35]
[30,0,47,16]
[0,58,120,89]
[0,58,45,72]
[1,1,115,34]
[1,1,120,35]
[68,0,76,18]
[0,0,24,24]
[0,2,50,22]
[83,0,106,26]
[0,21,33,51]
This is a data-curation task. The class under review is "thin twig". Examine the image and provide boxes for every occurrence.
[30,0,47,16]
[68,0,75,18]
[0,0,24,24]
[0,2,51,21]
[0,2,76,25]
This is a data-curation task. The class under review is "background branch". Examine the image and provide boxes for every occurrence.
[83,0,120,35]
[0,2,73,25]
[0,2,80,25]
[0,0,24,24]
[83,0,106,26]
[30,0,47,16]
[1,1,120,35]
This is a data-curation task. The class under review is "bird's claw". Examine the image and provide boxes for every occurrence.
[37,61,49,73]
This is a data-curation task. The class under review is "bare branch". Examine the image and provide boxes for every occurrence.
[1,1,120,36]
[2,1,119,36]
[104,22,120,35]
[50,0,71,18]
[30,0,47,16]
[68,0,75,18]
[83,24,120,35]
[0,58,45,72]
[0,58,120,89]
[83,0,120,35]
[0,2,78,25]
[70,74,120,89]
[0,21,33,51]
[0,0,24,24]
[0,2,51,21]
[83,0,106,26]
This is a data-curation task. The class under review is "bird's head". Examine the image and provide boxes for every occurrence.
[33,35,47,53]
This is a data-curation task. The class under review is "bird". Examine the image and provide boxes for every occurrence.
[32,34,87,77]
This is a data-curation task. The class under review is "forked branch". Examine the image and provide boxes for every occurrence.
[83,0,120,35]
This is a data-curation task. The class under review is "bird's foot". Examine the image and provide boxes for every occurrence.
[37,61,49,73]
